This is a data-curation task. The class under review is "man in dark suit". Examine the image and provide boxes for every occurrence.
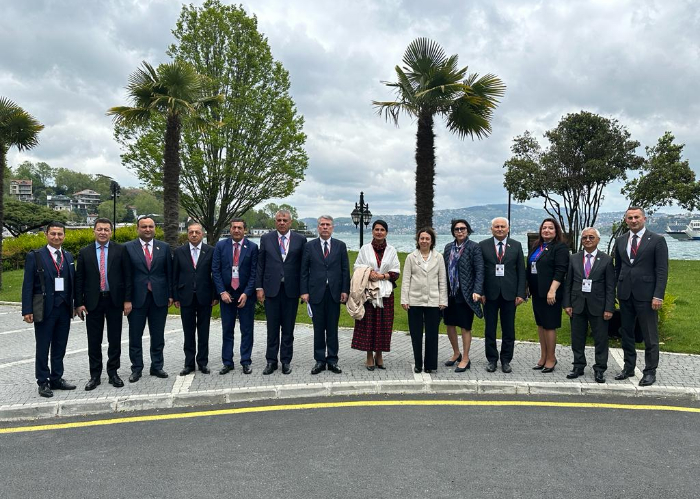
[563,227,615,383]
[478,217,526,373]
[256,209,307,375]
[21,221,77,397]
[173,222,217,376]
[75,218,132,390]
[125,216,173,382]
[613,206,668,386]
[212,218,258,375]
[301,216,350,375]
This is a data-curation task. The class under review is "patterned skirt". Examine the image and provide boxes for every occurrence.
[351,293,395,352]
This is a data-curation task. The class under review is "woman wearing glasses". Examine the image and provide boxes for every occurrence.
[527,218,569,373]
[443,219,484,372]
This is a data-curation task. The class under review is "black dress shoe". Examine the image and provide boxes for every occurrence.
[50,378,76,390]
[541,360,557,373]
[85,377,101,391]
[180,366,195,376]
[455,360,471,373]
[109,374,124,387]
[282,363,292,375]
[444,353,462,367]
[199,366,210,374]
[38,383,53,398]
[219,365,235,375]
[486,362,497,373]
[327,364,342,374]
[424,369,433,374]
[639,373,656,386]
[594,372,605,383]
[263,363,278,375]
[414,366,422,373]
[129,371,142,383]
[501,362,512,374]
[311,362,326,375]
[242,364,252,375]
[374,356,385,370]
[614,370,635,381]
[566,368,584,379]
[149,368,169,378]
[532,363,545,370]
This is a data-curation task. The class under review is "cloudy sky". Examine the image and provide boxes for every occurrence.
[3,0,699,219]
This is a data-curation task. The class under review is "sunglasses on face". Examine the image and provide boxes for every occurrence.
[454,227,467,232]
[581,235,597,240]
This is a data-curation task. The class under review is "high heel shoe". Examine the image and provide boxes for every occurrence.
[374,355,385,370]
[532,363,545,370]
[444,353,462,367]
[454,360,471,373]
[542,360,557,373]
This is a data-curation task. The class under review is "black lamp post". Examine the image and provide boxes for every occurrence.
[507,189,511,237]
[110,180,120,231]
[351,191,372,246]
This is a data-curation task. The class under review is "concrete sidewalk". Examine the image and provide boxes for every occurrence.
[1,304,699,421]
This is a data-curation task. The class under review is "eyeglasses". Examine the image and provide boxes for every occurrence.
[454,227,468,232]
[581,235,597,240]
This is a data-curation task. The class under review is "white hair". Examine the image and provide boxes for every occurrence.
[491,217,509,228]
[317,215,334,224]
[580,227,601,238]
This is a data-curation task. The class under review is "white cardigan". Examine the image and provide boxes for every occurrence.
[400,249,448,308]
[354,242,401,308]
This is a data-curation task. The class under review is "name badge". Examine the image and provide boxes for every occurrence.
[531,262,537,274]
[55,277,65,292]
[232,266,239,278]
[495,264,505,277]
[582,279,592,293]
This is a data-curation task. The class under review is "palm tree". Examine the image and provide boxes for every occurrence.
[0,97,44,290]
[373,38,506,231]
[108,61,221,248]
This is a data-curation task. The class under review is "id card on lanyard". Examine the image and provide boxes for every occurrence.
[52,251,65,291]
[495,242,506,277]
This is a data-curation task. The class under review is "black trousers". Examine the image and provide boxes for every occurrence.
[128,291,168,373]
[570,308,609,372]
[34,301,72,385]
[180,295,212,369]
[407,306,440,370]
[310,286,341,364]
[86,294,123,378]
[265,283,299,364]
[483,295,516,364]
[619,298,659,374]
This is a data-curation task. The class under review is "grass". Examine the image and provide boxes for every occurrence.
[2,256,697,354]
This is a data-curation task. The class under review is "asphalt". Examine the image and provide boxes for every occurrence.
[1,303,700,422]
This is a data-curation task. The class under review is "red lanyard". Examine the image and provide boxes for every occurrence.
[495,241,506,263]
[50,249,63,277]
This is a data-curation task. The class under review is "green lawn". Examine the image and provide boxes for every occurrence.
[3,257,697,354]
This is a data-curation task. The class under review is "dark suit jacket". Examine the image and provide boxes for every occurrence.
[478,237,526,301]
[75,242,132,311]
[173,243,215,307]
[212,237,258,297]
[562,250,615,316]
[256,231,307,298]
[300,237,350,304]
[21,246,75,317]
[125,238,172,308]
[526,241,569,299]
[614,230,668,302]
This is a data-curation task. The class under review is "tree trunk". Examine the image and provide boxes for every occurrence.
[0,146,5,290]
[163,115,182,249]
[414,112,435,232]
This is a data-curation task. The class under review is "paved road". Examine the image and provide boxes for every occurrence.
[1,394,699,498]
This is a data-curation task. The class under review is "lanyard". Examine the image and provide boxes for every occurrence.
[583,253,594,278]
[278,235,289,253]
[495,241,506,263]
[50,249,63,277]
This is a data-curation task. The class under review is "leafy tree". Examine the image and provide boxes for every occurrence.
[114,0,308,243]
[54,167,95,195]
[373,37,505,231]
[13,161,55,204]
[3,198,65,236]
[503,111,644,250]
[0,97,44,289]
[98,200,127,222]
[108,60,222,248]
[132,191,163,218]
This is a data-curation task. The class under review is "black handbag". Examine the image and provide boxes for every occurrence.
[31,250,47,323]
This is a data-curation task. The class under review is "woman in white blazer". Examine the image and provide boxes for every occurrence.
[401,227,448,373]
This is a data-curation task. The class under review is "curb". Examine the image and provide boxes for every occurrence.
[1,380,698,422]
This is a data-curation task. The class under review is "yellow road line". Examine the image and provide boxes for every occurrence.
[2,399,699,435]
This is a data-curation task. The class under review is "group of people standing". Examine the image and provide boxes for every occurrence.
[20,206,668,398]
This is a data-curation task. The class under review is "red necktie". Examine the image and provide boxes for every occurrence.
[99,245,106,291]
[584,253,592,278]
[323,241,329,258]
[231,242,240,290]
[144,243,152,291]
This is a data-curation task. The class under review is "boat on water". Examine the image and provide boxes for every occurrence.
[685,220,700,240]
[666,221,690,240]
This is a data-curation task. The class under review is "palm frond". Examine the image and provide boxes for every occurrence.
[0,98,44,150]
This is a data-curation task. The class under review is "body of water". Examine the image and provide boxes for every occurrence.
[245,232,700,260]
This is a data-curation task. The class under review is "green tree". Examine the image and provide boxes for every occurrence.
[108,60,222,248]
[132,191,163,218]
[54,167,95,195]
[373,38,505,231]
[13,160,55,204]
[97,200,127,222]
[3,198,65,236]
[0,97,44,289]
[504,111,644,250]
[115,0,308,243]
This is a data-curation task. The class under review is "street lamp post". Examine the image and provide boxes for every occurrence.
[110,180,120,231]
[351,191,372,247]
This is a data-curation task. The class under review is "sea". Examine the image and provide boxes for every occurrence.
[245,233,700,260]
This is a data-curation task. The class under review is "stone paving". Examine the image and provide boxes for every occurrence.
[1,304,699,421]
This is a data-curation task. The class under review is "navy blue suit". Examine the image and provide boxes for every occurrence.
[256,230,307,364]
[21,246,75,385]
[300,237,350,364]
[125,238,172,373]
[212,237,258,367]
